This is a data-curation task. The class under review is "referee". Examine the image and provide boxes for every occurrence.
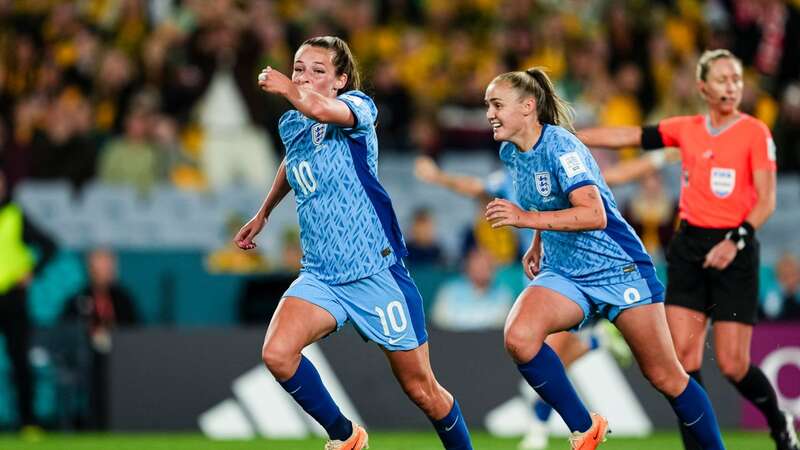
[577,49,798,450]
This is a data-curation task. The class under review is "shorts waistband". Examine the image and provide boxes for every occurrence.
[678,220,731,239]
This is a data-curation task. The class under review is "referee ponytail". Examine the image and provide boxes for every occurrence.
[492,67,575,132]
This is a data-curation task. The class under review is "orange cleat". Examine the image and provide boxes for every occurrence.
[324,423,369,450]
[568,412,609,450]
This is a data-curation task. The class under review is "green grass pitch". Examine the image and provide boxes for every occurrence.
[0,430,773,449]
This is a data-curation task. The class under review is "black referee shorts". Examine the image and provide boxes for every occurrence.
[665,221,760,325]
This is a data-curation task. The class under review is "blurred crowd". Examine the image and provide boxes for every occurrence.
[1,0,800,197]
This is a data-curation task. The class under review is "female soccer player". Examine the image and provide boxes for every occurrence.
[234,36,473,450]
[483,67,726,450]
[578,49,797,450]
[414,155,641,450]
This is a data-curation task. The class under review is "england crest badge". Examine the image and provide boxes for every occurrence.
[535,172,551,197]
[311,123,327,146]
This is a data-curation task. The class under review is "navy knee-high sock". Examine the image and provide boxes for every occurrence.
[517,343,592,433]
[678,370,704,450]
[533,399,554,422]
[428,399,473,449]
[668,378,725,450]
[278,355,353,441]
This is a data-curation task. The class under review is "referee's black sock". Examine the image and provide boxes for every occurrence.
[678,370,704,450]
[731,365,787,433]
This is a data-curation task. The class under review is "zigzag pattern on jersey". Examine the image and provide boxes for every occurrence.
[281,110,395,285]
[297,145,394,284]
[499,127,646,284]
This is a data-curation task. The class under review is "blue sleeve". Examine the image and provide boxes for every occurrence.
[277,110,301,146]
[337,90,377,137]
[552,134,599,195]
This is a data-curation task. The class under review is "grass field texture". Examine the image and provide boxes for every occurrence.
[0,430,773,450]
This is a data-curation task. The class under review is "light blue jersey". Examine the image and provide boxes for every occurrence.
[498,124,661,291]
[279,90,407,284]
[484,170,534,255]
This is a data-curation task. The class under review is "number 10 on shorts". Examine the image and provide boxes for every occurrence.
[375,301,408,335]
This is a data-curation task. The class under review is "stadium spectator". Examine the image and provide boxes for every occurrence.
[279,227,303,273]
[0,169,57,431]
[371,62,413,150]
[431,247,514,331]
[60,248,139,430]
[622,172,678,261]
[773,83,800,173]
[765,252,800,321]
[0,0,797,200]
[97,105,161,194]
[190,4,278,190]
[28,88,98,189]
[405,208,444,267]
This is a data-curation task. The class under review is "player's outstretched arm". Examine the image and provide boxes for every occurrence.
[257,67,355,127]
[576,126,643,149]
[414,156,487,199]
[485,185,606,232]
[234,160,291,250]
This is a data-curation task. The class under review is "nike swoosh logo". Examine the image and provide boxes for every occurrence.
[533,381,548,389]
[445,417,459,432]
[288,386,302,395]
[387,334,407,345]
[683,412,704,427]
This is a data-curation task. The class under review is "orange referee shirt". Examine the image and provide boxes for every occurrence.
[657,113,776,229]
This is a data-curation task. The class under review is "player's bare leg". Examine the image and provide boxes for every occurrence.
[616,304,689,396]
[384,343,453,419]
[504,287,585,364]
[261,296,337,380]
[384,343,473,449]
[547,331,590,367]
